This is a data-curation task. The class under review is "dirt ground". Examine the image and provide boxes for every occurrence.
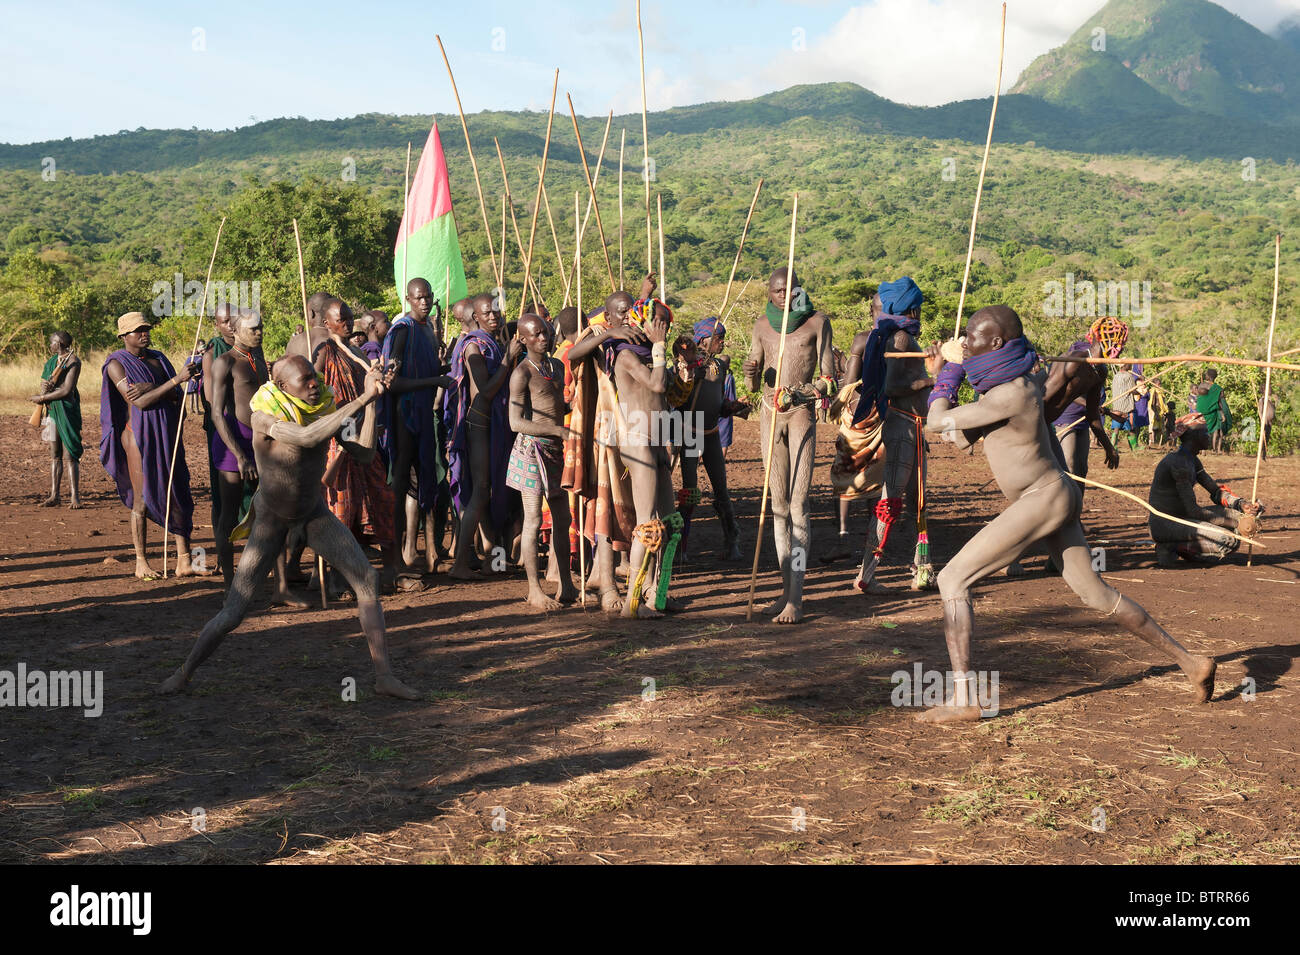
[1,405,1297,865]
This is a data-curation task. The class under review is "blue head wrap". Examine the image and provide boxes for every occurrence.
[878,277,923,316]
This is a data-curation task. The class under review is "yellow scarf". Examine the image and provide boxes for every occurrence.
[249,380,337,423]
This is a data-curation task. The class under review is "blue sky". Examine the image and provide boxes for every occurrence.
[2,0,1296,143]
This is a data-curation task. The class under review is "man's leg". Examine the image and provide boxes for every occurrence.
[520,491,558,609]
[621,440,664,619]
[761,406,794,616]
[857,414,914,593]
[920,480,1074,723]
[305,502,419,700]
[548,490,577,603]
[42,433,64,507]
[1049,520,1215,701]
[215,472,243,588]
[122,427,156,578]
[678,442,700,563]
[702,432,741,561]
[450,423,494,578]
[774,408,816,624]
[159,515,286,692]
[66,450,81,509]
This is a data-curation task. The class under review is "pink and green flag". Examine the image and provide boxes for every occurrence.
[395,121,469,312]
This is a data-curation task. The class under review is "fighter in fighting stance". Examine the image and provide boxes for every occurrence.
[160,354,419,700]
[918,306,1215,722]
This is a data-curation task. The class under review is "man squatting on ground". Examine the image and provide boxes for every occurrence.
[1148,411,1263,566]
[742,267,836,624]
[160,354,418,699]
[917,305,1215,722]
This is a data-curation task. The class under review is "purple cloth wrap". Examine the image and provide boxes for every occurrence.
[963,337,1039,394]
[927,361,966,410]
[99,348,194,538]
[380,315,444,511]
[443,329,512,537]
[210,411,254,473]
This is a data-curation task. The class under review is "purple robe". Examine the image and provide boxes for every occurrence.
[99,348,194,537]
[380,315,444,509]
[443,329,511,536]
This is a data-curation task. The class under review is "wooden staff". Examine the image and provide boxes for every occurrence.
[561,110,613,295]
[291,219,329,609]
[657,192,667,304]
[722,276,753,323]
[1249,234,1282,566]
[884,351,1300,373]
[162,216,226,578]
[402,141,412,295]
[745,193,799,621]
[1055,347,1212,441]
[1068,473,1264,549]
[1274,344,1300,359]
[500,195,508,315]
[436,35,500,288]
[575,188,586,606]
[494,139,545,308]
[637,0,652,273]
[566,96,616,291]
[618,128,626,290]
[717,180,763,319]
[953,1,1006,341]
[520,69,560,319]
[539,178,571,304]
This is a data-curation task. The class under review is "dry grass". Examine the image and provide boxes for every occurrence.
[0,353,107,415]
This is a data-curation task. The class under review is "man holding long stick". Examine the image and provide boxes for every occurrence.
[918,306,1216,722]
[743,267,835,624]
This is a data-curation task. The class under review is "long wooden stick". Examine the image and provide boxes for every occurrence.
[292,218,328,608]
[494,139,544,308]
[953,1,1006,341]
[618,128,626,291]
[561,110,613,295]
[500,195,508,315]
[567,96,616,291]
[722,276,753,323]
[657,192,667,304]
[885,351,1300,373]
[539,179,571,304]
[162,217,226,578]
[576,188,586,606]
[1068,473,1264,549]
[746,193,799,621]
[402,142,412,295]
[1249,234,1282,566]
[1274,344,1300,359]
[1054,347,1212,440]
[436,35,500,288]
[637,0,652,273]
[521,69,559,318]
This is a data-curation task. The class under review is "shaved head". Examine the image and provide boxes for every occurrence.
[969,305,1022,341]
[307,292,336,328]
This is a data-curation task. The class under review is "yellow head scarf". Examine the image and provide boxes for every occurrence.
[249,380,337,424]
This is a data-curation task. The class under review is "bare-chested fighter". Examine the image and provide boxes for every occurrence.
[199,305,237,532]
[565,287,677,617]
[918,306,1215,722]
[284,291,335,362]
[445,292,520,579]
[847,278,934,593]
[742,267,836,624]
[209,309,303,604]
[160,354,419,700]
[506,314,577,609]
[30,330,82,508]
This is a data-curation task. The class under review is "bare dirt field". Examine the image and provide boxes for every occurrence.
[1,407,1297,864]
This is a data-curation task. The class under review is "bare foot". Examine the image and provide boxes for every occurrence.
[1004,561,1025,578]
[526,588,561,611]
[555,582,578,605]
[724,540,743,562]
[40,496,58,508]
[855,576,889,595]
[623,599,662,619]
[773,602,803,625]
[762,595,789,616]
[660,595,685,613]
[272,588,312,609]
[375,674,420,700]
[157,669,189,694]
[915,704,982,724]
[68,498,82,510]
[601,590,625,614]
[1183,655,1216,703]
[175,562,211,578]
[135,560,159,580]
[447,566,481,581]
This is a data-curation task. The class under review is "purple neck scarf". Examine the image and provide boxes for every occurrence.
[963,337,1039,394]
[99,348,193,537]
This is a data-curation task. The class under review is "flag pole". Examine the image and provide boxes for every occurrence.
[402,141,412,301]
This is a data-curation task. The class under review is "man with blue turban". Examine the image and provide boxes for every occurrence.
[844,278,936,593]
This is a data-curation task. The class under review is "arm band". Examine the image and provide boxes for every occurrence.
[928,362,966,410]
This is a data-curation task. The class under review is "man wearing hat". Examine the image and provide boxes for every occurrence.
[100,312,201,578]
[847,278,935,593]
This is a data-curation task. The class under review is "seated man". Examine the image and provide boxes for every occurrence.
[1149,412,1262,566]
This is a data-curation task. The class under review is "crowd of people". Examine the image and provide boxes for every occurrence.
[26,269,1270,716]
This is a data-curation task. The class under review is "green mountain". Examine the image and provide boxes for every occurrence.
[1013,0,1300,125]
